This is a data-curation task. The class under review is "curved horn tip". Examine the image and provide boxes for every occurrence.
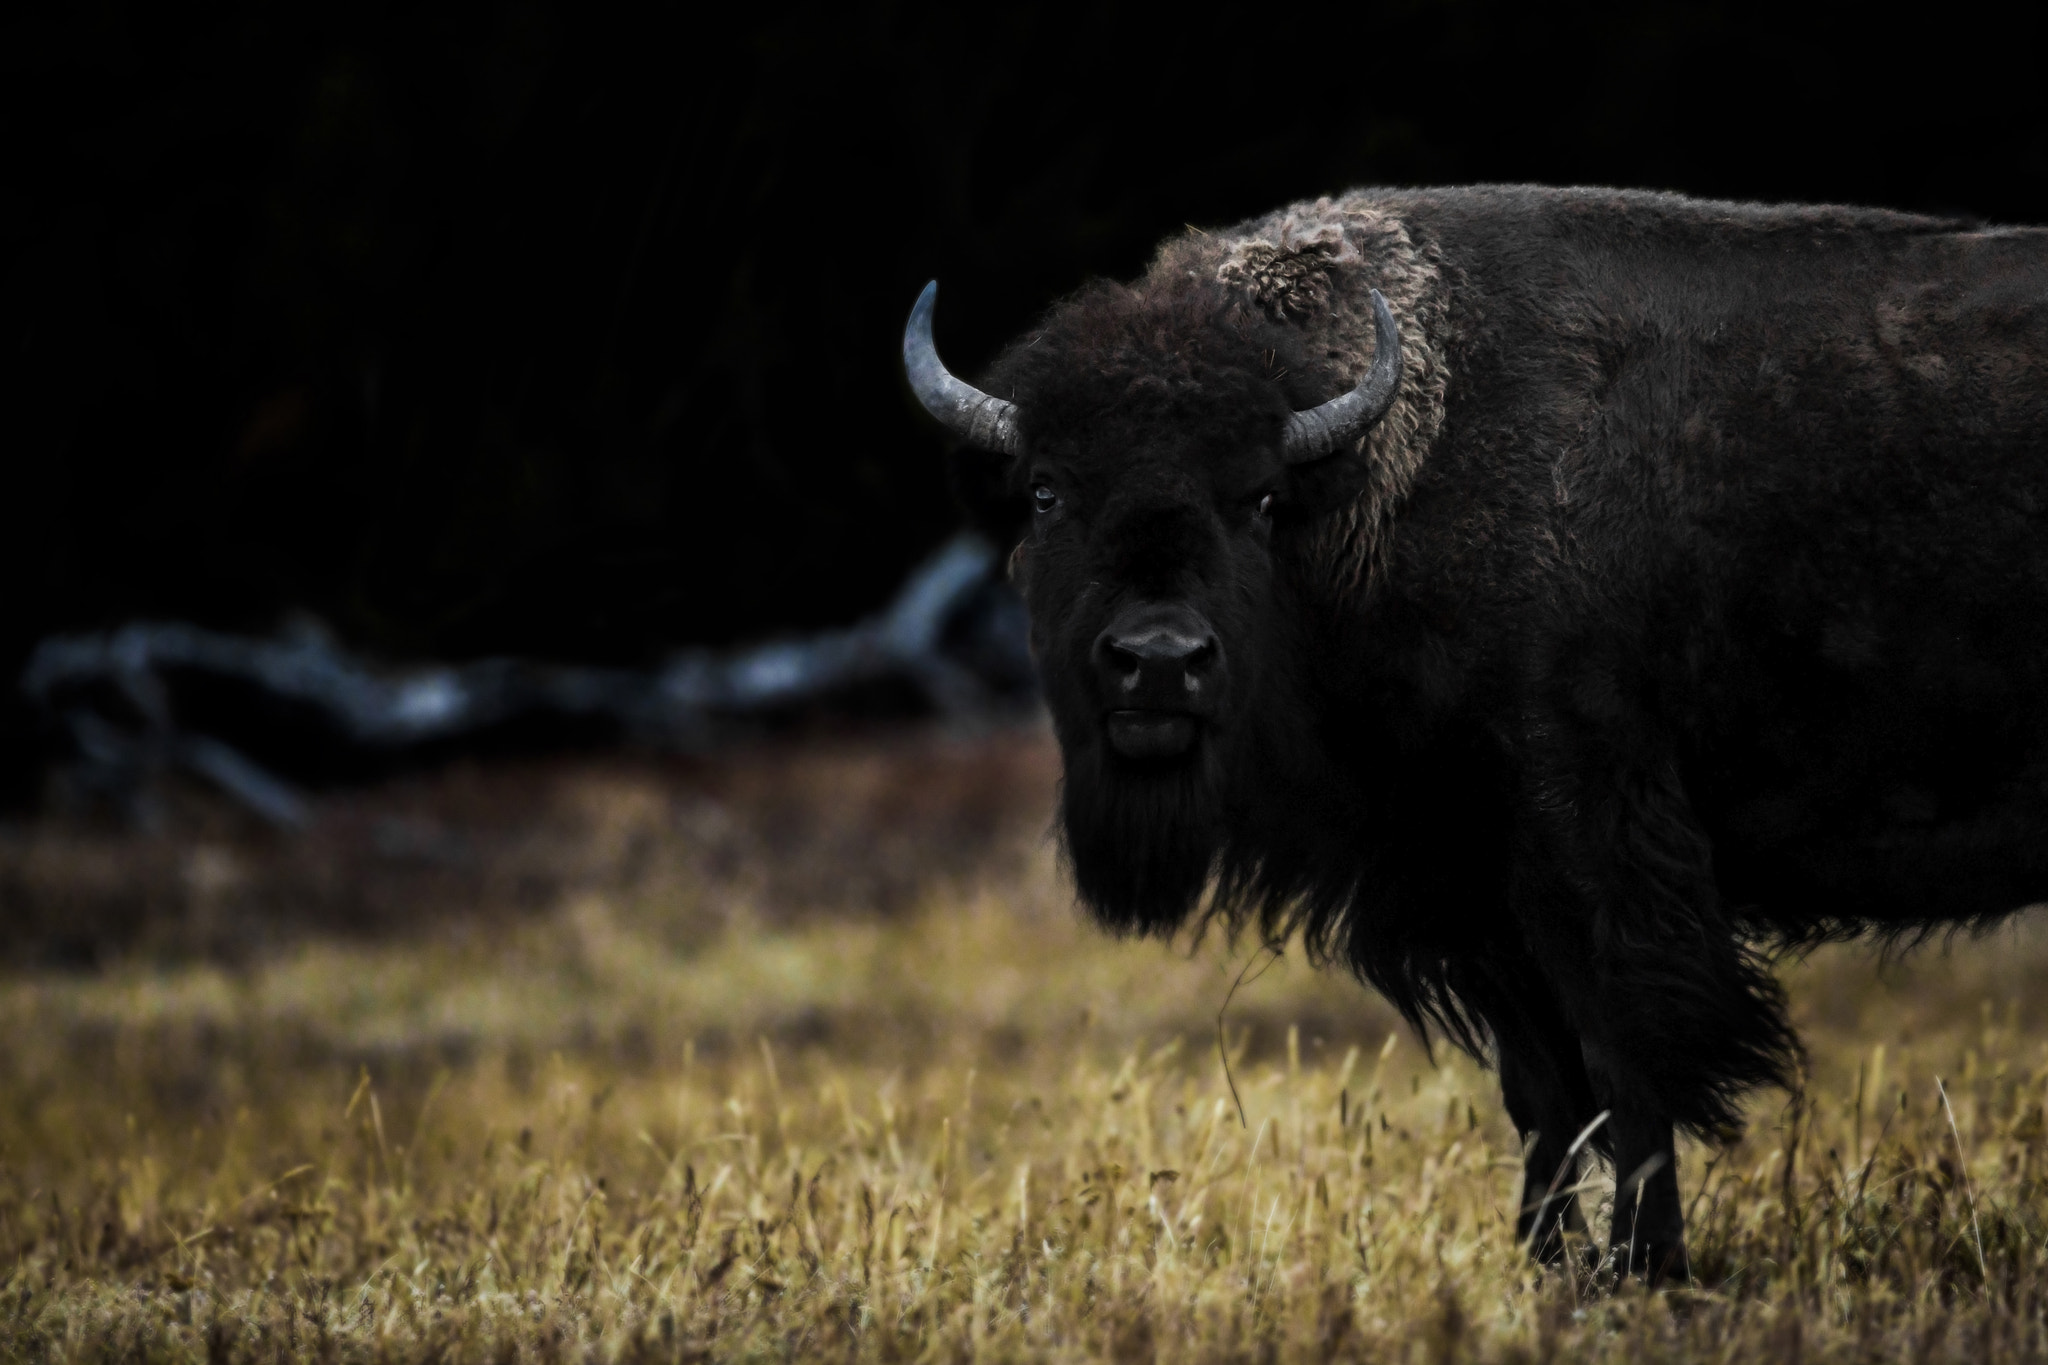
[901,279,1022,455]
[1370,287,1397,335]
[905,280,939,345]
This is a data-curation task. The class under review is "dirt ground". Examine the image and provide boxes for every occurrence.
[4,723,2048,1361]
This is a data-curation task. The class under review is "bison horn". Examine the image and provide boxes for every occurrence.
[1281,288,1404,463]
[903,281,1022,456]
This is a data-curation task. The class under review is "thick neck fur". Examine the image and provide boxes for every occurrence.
[1054,579,1495,1048]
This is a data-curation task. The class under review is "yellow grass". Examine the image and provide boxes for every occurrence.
[6,738,2048,1361]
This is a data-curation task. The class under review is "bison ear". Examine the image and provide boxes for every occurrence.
[947,445,1030,548]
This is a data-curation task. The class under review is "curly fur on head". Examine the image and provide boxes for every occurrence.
[1163,196,1453,602]
[966,193,1454,617]
[995,277,1291,449]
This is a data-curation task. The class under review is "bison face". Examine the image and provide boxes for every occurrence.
[1014,421,1289,931]
[1024,441,1270,761]
[904,278,1401,933]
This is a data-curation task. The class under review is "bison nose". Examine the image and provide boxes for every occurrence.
[1093,606,1224,711]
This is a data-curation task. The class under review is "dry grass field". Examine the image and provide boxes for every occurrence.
[5,725,2048,1361]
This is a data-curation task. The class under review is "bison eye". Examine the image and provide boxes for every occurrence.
[1033,484,1059,514]
[1255,492,1274,518]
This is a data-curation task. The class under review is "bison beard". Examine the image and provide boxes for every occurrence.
[1058,730,1223,936]
[905,184,2048,1283]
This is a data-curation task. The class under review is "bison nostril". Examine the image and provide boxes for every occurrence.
[1184,637,1219,679]
[1097,638,1142,680]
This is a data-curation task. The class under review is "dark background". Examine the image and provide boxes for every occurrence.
[5,0,2045,797]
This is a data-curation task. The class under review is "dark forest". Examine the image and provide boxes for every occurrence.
[5,1,2044,795]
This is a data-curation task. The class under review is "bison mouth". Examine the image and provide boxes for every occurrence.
[1105,709,1200,761]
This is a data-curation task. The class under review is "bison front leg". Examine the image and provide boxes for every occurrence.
[1583,1053,1690,1283]
[1495,1032,1598,1264]
[1512,736,1796,1285]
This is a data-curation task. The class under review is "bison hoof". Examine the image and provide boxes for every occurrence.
[1607,1240,1691,1286]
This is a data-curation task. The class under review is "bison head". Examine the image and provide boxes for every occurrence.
[904,276,1401,934]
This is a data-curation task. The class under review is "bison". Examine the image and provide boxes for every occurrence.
[902,186,2048,1280]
